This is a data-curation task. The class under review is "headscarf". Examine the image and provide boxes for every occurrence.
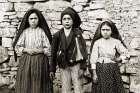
[61,7,81,28]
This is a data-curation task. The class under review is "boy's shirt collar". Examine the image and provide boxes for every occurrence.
[64,27,72,37]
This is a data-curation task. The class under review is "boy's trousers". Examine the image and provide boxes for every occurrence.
[60,63,83,93]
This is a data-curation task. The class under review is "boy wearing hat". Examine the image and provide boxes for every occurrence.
[50,7,88,93]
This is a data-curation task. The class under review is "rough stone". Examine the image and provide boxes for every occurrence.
[51,21,63,29]
[125,63,137,74]
[0,11,5,22]
[11,21,19,26]
[8,56,18,66]
[0,0,8,2]
[14,3,33,12]
[78,11,88,21]
[51,24,63,30]
[71,0,88,5]
[0,29,2,36]
[3,15,9,20]
[2,27,16,37]
[73,4,83,12]
[80,22,94,31]
[9,15,17,19]
[82,31,93,40]
[130,75,140,93]
[2,18,11,23]
[8,0,46,2]
[46,12,61,21]
[4,11,16,16]
[122,75,130,83]
[88,9,110,19]
[0,46,8,63]
[71,0,88,3]
[0,2,14,11]
[33,2,50,12]
[34,1,71,12]
[0,22,10,27]
[11,18,19,23]
[16,11,26,18]
[81,21,99,32]
[89,2,105,10]
[2,37,12,47]
[120,64,126,73]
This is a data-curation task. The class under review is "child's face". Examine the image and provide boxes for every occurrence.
[28,13,39,28]
[62,14,73,29]
[101,24,112,39]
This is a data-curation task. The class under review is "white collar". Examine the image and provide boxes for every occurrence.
[64,27,72,37]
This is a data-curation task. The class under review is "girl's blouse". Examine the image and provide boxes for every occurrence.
[90,37,127,69]
[15,27,51,56]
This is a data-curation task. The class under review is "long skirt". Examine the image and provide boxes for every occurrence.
[15,53,53,93]
[95,62,125,93]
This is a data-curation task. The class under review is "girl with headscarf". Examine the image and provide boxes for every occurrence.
[13,8,53,93]
[90,19,129,93]
[50,7,88,93]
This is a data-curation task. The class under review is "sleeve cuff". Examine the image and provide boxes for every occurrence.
[15,47,24,56]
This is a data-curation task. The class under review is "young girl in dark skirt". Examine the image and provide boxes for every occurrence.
[90,19,129,93]
[13,8,53,93]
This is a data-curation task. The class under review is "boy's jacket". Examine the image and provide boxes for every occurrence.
[50,28,88,72]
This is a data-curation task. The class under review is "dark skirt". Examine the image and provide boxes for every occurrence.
[15,53,53,93]
[94,62,125,93]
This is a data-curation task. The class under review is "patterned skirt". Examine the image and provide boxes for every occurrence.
[15,53,53,93]
[94,62,125,93]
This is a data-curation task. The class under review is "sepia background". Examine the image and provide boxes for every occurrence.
[0,0,140,93]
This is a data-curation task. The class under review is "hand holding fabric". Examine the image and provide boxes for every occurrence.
[92,69,97,83]
[50,72,55,80]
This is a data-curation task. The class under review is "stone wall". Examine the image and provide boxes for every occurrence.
[0,0,140,93]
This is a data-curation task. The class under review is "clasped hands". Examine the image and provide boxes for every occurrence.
[23,48,44,55]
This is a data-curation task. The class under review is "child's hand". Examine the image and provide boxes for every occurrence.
[92,69,97,83]
[50,72,55,80]
[23,48,33,55]
[32,48,44,54]
[24,48,43,55]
